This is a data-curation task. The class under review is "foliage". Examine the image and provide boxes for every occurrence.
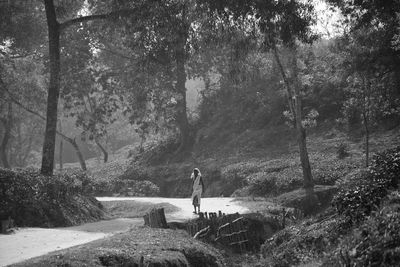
[113,179,160,197]
[337,143,350,159]
[260,211,340,266]
[333,146,400,226]
[0,40,46,168]
[0,167,104,227]
[242,153,358,197]
[326,192,400,266]
[256,145,400,266]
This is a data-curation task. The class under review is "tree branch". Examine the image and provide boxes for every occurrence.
[271,42,296,119]
[59,9,139,31]
[2,85,73,142]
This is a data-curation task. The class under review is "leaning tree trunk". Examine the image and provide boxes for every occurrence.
[95,138,108,163]
[41,0,61,175]
[70,138,87,171]
[174,36,190,153]
[0,102,12,169]
[291,50,314,190]
[273,44,314,190]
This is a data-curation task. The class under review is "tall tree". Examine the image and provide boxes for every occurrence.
[41,0,61,175]
[204,0,317,190]
[0,102,12,168]
[40,0,142,175]
[328,0,400,165]
[94,0,230,154]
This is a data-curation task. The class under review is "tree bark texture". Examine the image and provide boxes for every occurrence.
[58,120,63,170]
[0,102,12,168]
[95,138,108,163]
[362,74,371,167]
[41,0,60,175]
[143,208,168,228]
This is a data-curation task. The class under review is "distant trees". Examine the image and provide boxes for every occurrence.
[0,42,46,168]
[327,0,400,166]
[1,0,399,175]
[204,0,317,190]
[92,0,228,154]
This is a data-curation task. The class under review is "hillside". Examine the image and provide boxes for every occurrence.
[74,121,399,201]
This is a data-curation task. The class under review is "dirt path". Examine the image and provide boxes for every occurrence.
[0,197,247,266]
[98,197,249,221]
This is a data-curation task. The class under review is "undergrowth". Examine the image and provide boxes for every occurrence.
[0,168,105,227]
[258,146,400,266]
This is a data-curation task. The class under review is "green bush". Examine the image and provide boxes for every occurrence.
[114,179,160,196]
[326,192,400,266]
[337,143,350,159]
[260,214,339,266]
[0,168,104,227]
[242,153,357,197]
[332,146,400,226]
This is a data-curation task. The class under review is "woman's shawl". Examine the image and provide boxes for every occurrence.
[191,168,202,206]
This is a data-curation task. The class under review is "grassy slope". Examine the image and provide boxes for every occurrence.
[62,125,400,200]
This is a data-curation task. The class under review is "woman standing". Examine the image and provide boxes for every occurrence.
[191,168,204,214]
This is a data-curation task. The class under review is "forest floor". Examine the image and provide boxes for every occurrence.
[0,197,248,266]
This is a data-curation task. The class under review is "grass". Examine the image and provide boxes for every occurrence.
[11,226,225,267]
[102,200,181,218]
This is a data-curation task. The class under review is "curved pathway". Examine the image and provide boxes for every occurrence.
[0,197,247,266]
[97,197,249,221]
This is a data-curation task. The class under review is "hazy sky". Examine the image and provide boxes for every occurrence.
[312,0,344,38]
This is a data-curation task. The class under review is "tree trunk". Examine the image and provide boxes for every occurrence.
[70,138,87,171]
[41,0,61,175]
[58,120,63,171]
[363,75,371,167]
[143,208,168,228]
[291,50,314,189]
[362,109,370,167]
[95,138,108,163]
[174,37,190,153]
[273,44,314,190]
[0,103,12,169]
[365,124,369,167]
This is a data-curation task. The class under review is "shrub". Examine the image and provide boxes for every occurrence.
[246,168,303,197]
[369,146,400,188]
[247,172,278,196]
[337,143,350,159]
[0,168,104,227]
[332,146,400,226]
[114,179,160,196]
[326,192,400,266]
[261,214,339,266]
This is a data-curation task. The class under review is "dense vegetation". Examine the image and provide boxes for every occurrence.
[258,146,400,266]
[0,168,105,227]
[1,0,400,266]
